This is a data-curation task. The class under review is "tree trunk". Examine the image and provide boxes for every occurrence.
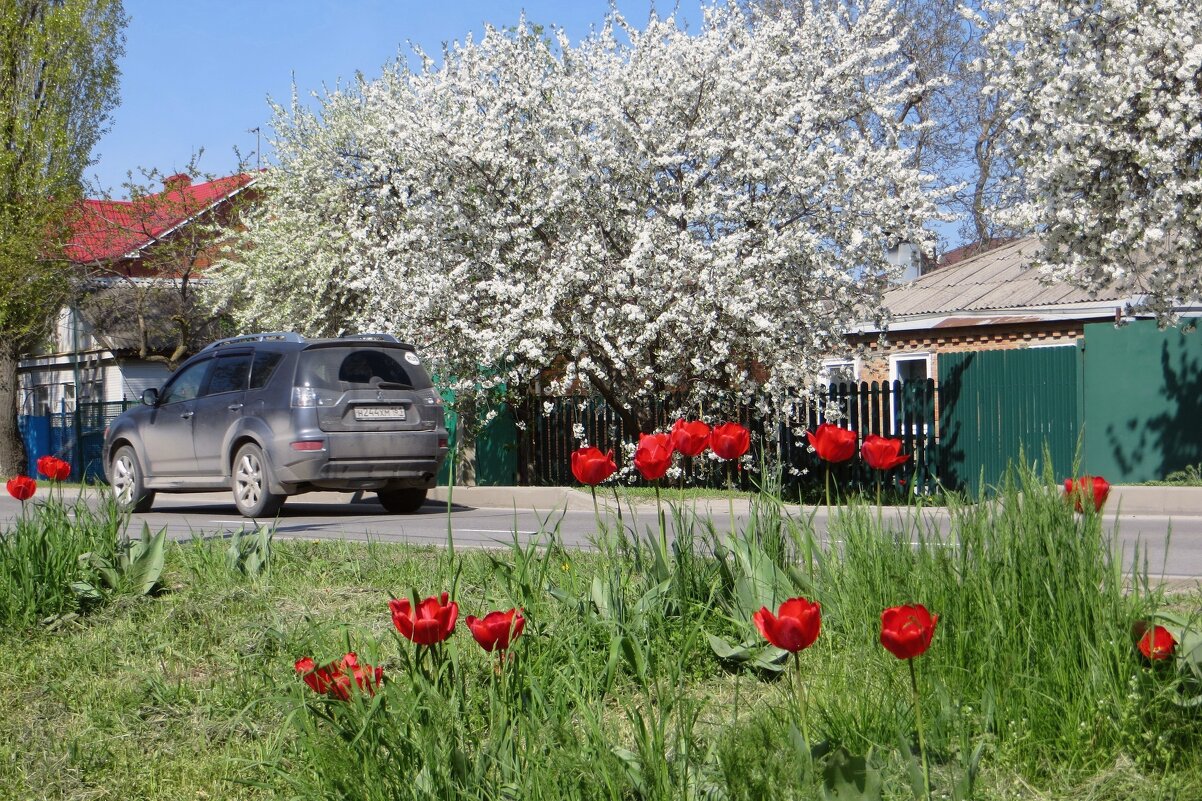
[0,339,28,476]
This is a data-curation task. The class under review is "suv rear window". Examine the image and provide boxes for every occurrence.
[250,351,284,389]
[295,347,433,391]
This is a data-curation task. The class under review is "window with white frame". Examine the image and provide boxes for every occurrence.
[889,352,930,384]
[888,352,931,436]
[819,358,858,387]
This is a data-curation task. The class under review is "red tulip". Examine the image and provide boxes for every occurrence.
[390,592,459,646]
[807,424,857,463]
[670,419,711,458]
[633,432,673,480]
[571,446,617,485]
[1138,624,1177,661]
[880,604,938,660]
[465,608,526,652]
[753,597,821,653]
[294,652,383,700]
[36,456,71,482]
[1064,476,1110,513]
[710,422,751,461]
[6,476,36,501]
[860,434,910,471]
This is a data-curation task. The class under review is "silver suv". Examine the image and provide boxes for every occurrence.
[103,332,449,517]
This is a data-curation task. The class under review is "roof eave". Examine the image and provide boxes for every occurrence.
[849,299,1146,335]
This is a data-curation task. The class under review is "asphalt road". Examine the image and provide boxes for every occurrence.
[4,490,1202,582]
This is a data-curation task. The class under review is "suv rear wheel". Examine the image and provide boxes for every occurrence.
[232,443,285,518]
[110,445,155,513]
[377,488,428,514]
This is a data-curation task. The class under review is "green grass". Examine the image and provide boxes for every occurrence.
[1136,463,1202,486]
[608,483,958,507]
[610,484,755,502]
[0,463,1199,800]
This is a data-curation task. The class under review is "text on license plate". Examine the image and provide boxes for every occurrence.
[354,406,406,421]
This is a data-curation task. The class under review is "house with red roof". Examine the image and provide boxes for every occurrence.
[17,172,257,419]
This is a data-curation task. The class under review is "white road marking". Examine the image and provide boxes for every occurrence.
[456,528,540,535]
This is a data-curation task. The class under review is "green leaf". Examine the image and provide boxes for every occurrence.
[707,634,750,661]
[822,748,882,801]
[632,579,671,616]
[611,747,643,789]
[952,740,986,801]
[603,631,623,692]
[620,630,649,684]
[706,634,787,673]
[591,575,612,619]
[897,731,926,800]
[69,581,102,601]
[127,526,167,595]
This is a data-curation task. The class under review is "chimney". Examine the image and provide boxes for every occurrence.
[162,173,192,191]
[885,241,923,283]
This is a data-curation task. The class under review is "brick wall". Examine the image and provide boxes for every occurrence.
[850,319,1100,383]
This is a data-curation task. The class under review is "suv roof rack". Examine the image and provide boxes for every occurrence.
[200,332,306,352]
[341,333,401,344]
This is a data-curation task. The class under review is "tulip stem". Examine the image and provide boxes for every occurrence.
[589,485,603,535]
[793,651,811,754]
[733,666,740,726]
[824,465,831,510]
[611,484,625,534]
[909,657,932,801]
[445,449,456,566]
[654,483,667,558]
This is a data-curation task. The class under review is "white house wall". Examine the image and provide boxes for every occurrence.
[115,361,172,402]
[18,351,171,413]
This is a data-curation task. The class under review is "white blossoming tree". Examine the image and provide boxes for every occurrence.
[980,0,1202,319]
[216,2,936,431]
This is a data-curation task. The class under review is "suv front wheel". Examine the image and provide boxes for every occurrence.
[232,442,285,518]
[110,445,155,513]
[378,488,428,514]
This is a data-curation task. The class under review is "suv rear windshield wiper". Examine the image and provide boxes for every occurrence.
[373,381,412,389]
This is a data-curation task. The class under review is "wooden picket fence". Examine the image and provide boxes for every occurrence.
[522,379,940,494]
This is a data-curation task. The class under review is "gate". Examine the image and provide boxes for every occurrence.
[938,346,1082,494]
[18,400,135,482]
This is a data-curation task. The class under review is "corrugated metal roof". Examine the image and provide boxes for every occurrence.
[884,237,1126,318]
[64,173,255,263]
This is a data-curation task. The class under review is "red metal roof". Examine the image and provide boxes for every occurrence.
[64,173,254,263]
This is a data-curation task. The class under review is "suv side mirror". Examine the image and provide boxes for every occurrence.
[141,388,160,407]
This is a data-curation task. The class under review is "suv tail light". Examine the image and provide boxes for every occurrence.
[292,385,338,408]
[292,386,318,407]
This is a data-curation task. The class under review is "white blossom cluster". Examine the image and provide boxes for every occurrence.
[215,3,935,419]
[979,0,1202,319]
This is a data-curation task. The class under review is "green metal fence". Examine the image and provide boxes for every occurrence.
[1081,320,1202,482]
[938,346,1082,494]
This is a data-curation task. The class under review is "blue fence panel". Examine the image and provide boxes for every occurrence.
[17,415,51,477]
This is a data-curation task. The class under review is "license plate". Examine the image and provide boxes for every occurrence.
[354,406,406,421]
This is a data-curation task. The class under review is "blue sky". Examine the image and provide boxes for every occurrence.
[90,1,706,194]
